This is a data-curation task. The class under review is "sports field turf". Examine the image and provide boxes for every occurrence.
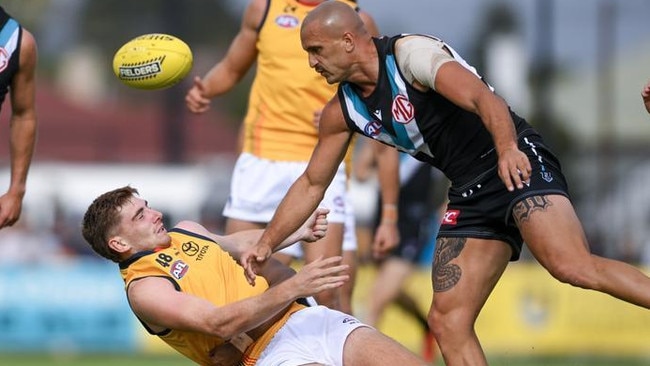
[0,353,648,366]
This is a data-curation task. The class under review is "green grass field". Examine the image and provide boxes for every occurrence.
[0,353,648,366]
[3,267,648,366]
[0,353,193,366]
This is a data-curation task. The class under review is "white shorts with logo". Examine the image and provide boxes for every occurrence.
[257,305,368,366]
[224,153,347,222]
[224,153,356,256]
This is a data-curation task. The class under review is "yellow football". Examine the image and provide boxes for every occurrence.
[112,33,193,90]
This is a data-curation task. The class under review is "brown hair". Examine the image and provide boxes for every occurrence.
[81,186,139,262]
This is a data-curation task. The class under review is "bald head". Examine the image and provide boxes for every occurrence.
[300,1,376,85]
[302,1,367,38]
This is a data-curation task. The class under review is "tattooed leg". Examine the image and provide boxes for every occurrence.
[432,237,465,292]
[512,195,552,225]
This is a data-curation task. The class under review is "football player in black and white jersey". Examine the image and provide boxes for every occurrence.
[0,6,37,230]
[241,2,650,365]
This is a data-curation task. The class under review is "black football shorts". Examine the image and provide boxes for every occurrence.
[438,133,570,261]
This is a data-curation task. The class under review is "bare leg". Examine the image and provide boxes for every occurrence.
[394,290,438,362]
[302,222,345,310]
[224,217,265,234]
[365,257,414,327]
[394,290,428,329]
[340,248,357,314]
[338,200,360,315]
[516,195,650,308]
[343,327,428,366]
[428,237,511,366]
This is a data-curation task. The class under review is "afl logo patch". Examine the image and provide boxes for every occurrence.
[170,260,189,280]
[363,120,383,137]
[275,15,299,28]
[391,94,415,123]
[0,48,9,73]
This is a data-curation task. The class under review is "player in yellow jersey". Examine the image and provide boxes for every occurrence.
[81,186,427,366]
[185,0,400,313]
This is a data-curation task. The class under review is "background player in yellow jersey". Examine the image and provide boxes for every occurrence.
[81,186,428,366]
[185,0,399,313]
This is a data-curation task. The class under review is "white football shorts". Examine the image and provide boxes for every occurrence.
[256,305,369,366]
[223,152,347,223]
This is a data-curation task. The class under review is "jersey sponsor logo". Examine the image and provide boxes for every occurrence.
[283,4,297,13]
[372,109,382,120]
[391,94,415,123]
[170,260,189,280]
[181,241,210,261]
[181,241,199,256]
[442,209,460,225]
[0,48,9,73]
[275,15,299,28]
[197,245,209,261]
[363,120,383,137]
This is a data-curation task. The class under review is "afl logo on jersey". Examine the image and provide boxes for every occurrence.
[391,94,415,124]
[0,48,9,73]
[170,260,189,280]
[363,120,383,137]
[275,15,300,28]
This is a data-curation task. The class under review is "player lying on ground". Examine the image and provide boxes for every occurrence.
[81,186,428,366]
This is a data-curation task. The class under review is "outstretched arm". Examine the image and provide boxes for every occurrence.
[127,255,348,341]
[435,61,530,192]
[175,207,328,260]
[185,0,263,113]
[395,36,530,192]
[241,98,353,284]
[0,29,37,229]
[371,141,400,258]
